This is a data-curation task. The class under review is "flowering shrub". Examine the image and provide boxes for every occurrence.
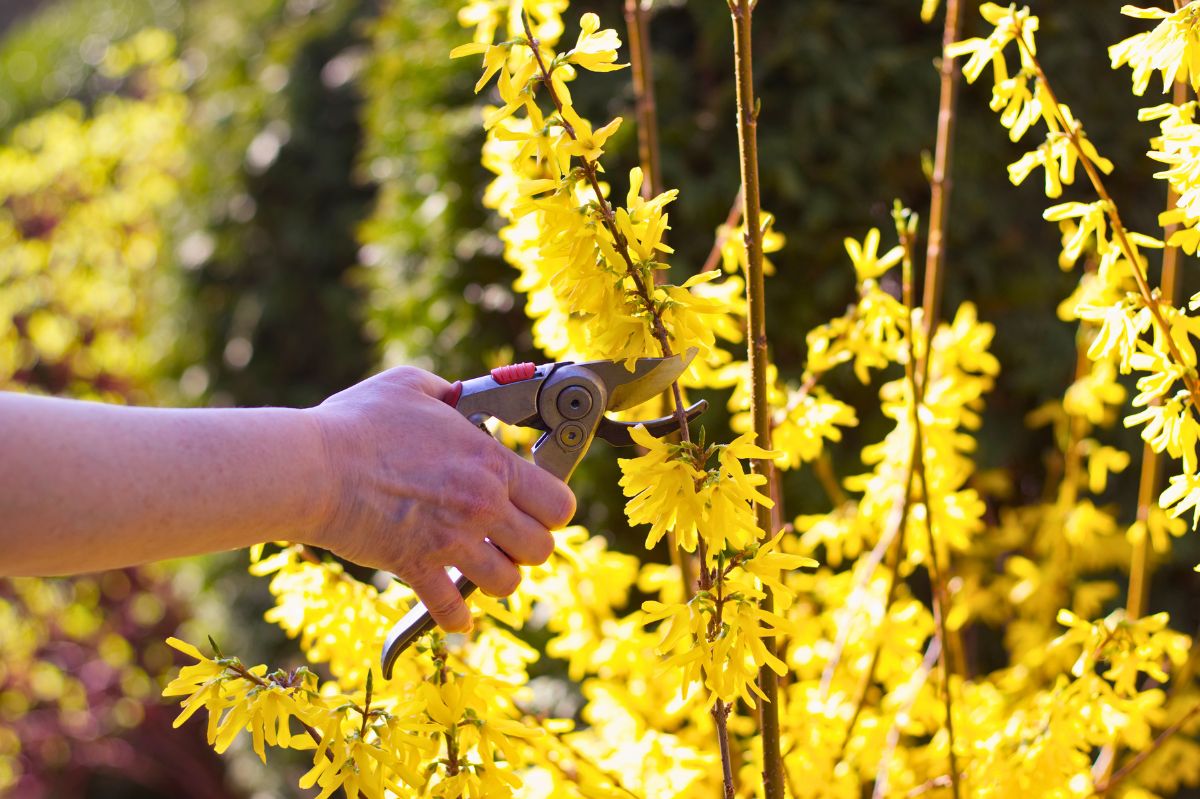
[158,2,1200,798]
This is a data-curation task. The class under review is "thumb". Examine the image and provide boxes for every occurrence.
[376,366,453,400]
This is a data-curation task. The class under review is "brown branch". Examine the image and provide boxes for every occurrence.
[622,1,692,596]
[712,562,736,799]
[1095,700,1200,796]
[1015,34,1200,411]
[872,638,941,799]
[1100,73,1191,792]
[702,187,745,273]
[520,13,693,445]
[920,0,963,343]
[832,488,907,766]
[899,211,961,799]
[818,475,910,703]
[728,2,784,796]
[1129,74,1188,622]
[918,0,963,424]
[695,538,738,799]
[713,700,737,799]
[624,0,663,202]
[524,14,753,793]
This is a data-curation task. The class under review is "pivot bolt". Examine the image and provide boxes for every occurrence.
[557,422,586,450]
[557,385,593,420]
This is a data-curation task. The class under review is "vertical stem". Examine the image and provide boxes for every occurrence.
[1017,34,1200,410]
[872,638,942,799]
[1096,75,1192,793]
[698,538,737,799]
[1129,76,1188,622]
[729,2,783,797]
[433,640,461,789]
[900,213,962,799]
[702,188,745,274]
[624,0,663,200]
[920,0,967,679]
[625,0,673,486]
[813,451,847,506]
[520,15,693,445]
[713,701,737,799]
[921,0,963,342]
[834,520,905,764]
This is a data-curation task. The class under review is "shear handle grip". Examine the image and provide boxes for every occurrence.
[381,569,477,679]
[380,383,496,679]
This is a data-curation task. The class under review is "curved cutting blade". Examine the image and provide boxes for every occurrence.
[578,347,697,412]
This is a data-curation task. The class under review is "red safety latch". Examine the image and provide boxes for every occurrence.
[443,381,463,408]
[490,362,536,385]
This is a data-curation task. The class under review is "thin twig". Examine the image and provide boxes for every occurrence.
[701,188,745,273]
[832,488,908,766]
[899,210,962,799]
[1099,74,1191,790]
[621,0,696,602]
[1095,700,1200,796]
[818,476,909,702]
[713,700,737,799]
[1129,73,1187,623]
[624,0,663,202]
[225,661,328,758]
[1015,33,1200,411]
[520,13,693,445]
[696,538,738,799]
[920,0,963,346]
[920,0,963,433]
[923,0,968,681]
[872,638,941,799]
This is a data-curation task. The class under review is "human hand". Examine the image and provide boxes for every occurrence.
[304,367,576,632]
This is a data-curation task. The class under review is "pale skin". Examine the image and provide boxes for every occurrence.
[0,366,576,633]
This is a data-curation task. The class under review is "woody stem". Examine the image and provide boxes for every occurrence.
[521,16,691,444]
[900,213,961,799]
[728,1,784,797]
[920,0,963,375]
[1017,34,1200,410]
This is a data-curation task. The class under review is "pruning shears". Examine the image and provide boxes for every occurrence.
[380,348,706,678]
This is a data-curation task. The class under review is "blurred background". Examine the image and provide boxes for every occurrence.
[1,0,1197,796]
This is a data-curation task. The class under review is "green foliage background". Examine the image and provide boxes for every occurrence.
[2,0,1198,795]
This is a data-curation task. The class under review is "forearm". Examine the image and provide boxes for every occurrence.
[0,393,330,576]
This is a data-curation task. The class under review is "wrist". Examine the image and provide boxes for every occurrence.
[295,407,339,549]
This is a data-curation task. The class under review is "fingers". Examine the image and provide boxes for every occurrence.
[376,365,452,399]
[405,568,472,633]
[506,454,576,530]
[456,539,522,597]
[488,505,555,566]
